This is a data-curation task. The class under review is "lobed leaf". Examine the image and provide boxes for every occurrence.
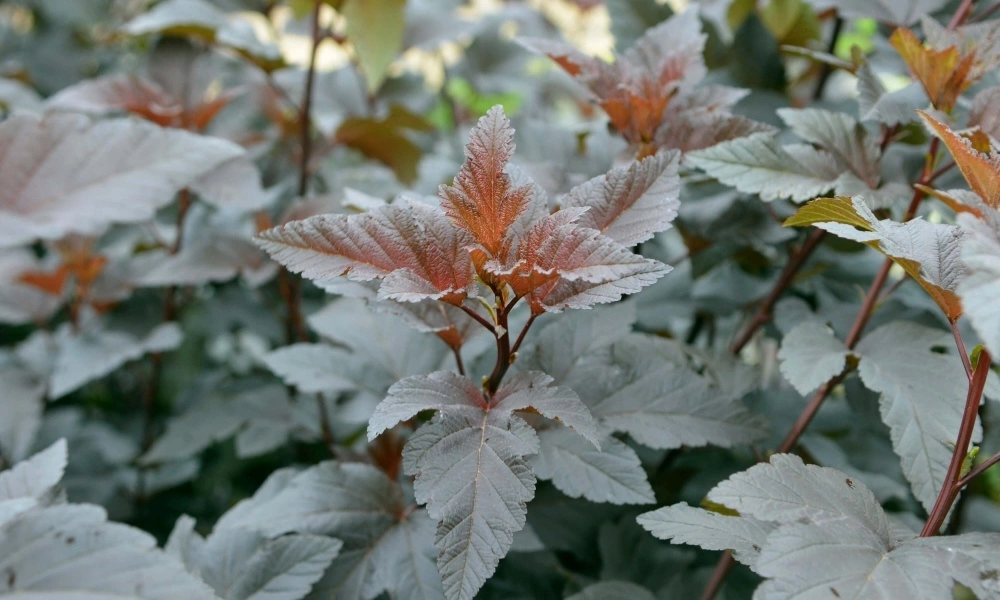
[921,110,1000,208]
[778,321,853,395]
[637,503,773,568]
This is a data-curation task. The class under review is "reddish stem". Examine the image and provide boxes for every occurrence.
[730,229,827,354]
[920,349,991,536]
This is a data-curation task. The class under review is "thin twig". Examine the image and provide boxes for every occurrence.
[730,229,827,354]
[920,349,991,536]
[510,313,538,356]
[947,0,978,30]
[460,304,497,333]
[957,450,1000,489]
[486,304,511,395]
[451,346,466,376]
[812,17,844,101]
[972,0,1000,22]
[951,319,974,380]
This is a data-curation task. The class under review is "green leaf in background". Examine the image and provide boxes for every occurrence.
[342,0,407,94]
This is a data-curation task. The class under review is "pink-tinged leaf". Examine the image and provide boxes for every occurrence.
[920,110,1000,208]
[255,200,475,304]
[516,38,592,77]
[439,105,533,257]
[560,151,681,246]
[0,113,243,247]
[45,74,180,126]
[520,224,671,313]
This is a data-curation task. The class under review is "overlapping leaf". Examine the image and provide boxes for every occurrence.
[522,10,769,154]
[257,199,476,304]
[957,206,1000,356]
[890,27,975,113]
[687,108,883,203]
[211,461,442,600]
[369,370,597,600]
[921,110,1000,208]
[855,322,978,515]
[0,113,243,247]
[778,321,852,395]
[786,195,967,319]
[638,454,1000,598]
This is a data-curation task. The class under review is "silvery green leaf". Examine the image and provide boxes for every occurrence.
[49,322,183,400]
[141,386,290,465]
[0,439,66,503]
[958,210,1000,357]
[216,461,443,600]
[777,322,852,395]
[0,367,45,463]
[531,429,654,505]
[636,503,773,568]
[856,60,927,125]
[0,504,218,599]
[261,344,357,395]
[856,322,977,516]
[754,522,1000,599]
[518,301,636,386]
[777,108,881,188]
[811,0,949,25]
[587,351,766,450]
[188,527,341,600]
[685,133,842,202]
[708,454,891,537]
[566,581,657,600]
[490,371,600,447]
[403,411,537,600]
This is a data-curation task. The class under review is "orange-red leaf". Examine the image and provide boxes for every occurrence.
[890,28,974,113]
[920,110,1000,208]
[255,200,475,304]
[439,105,532,257]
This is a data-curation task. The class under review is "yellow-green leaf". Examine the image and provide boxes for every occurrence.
[343,0,406,94]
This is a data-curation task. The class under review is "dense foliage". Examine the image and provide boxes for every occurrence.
[3,0,1000,598]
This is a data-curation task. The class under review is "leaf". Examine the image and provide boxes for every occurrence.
[45,73,180,125]
[559,151,681,246]
[342,0,407,93]
[637,503,773,567]
[0,113,243,247]
[261,344,356,394]
[0,439,66,503]
[708,454,892,534]
[49,322,183,400]
[512,221,672,314]
[438,105,532,257]
[754,523,1000,599]
[566,581,657,600]
[957,209,1000,357]
[855,321,978,515]
[584,342,766,450]
[778,321,852,395]
[776,107,881,188]
[189,156,270,212]
[141,386,292,464]
[890,28,974,113]
[921,110,1000,208]
[256,199,475,304]
[786,195,967,319]
[685,132,842,202]
[176,526,342,600]
[136,237,273,287]
[825,0,949,26]
[855,58,928,125]
[0,368,45,463]
[402,411,536,600]
[122,0,282,71]
[370,369,598,600]
[0,504,218,599]
[369,370,597,446]
[605,0,673,51]
[334,106,434,184]
[531,429,653,505]
[216,461,443,600]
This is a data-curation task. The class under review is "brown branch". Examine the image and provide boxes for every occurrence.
[510,313,538,356]
[486,302,511,395]
[451,345,466,376]
[920,349,991,536]
[947,0,978,30]
[812,16,844,101]
[460,304,497,333]
[730,228,827,354]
